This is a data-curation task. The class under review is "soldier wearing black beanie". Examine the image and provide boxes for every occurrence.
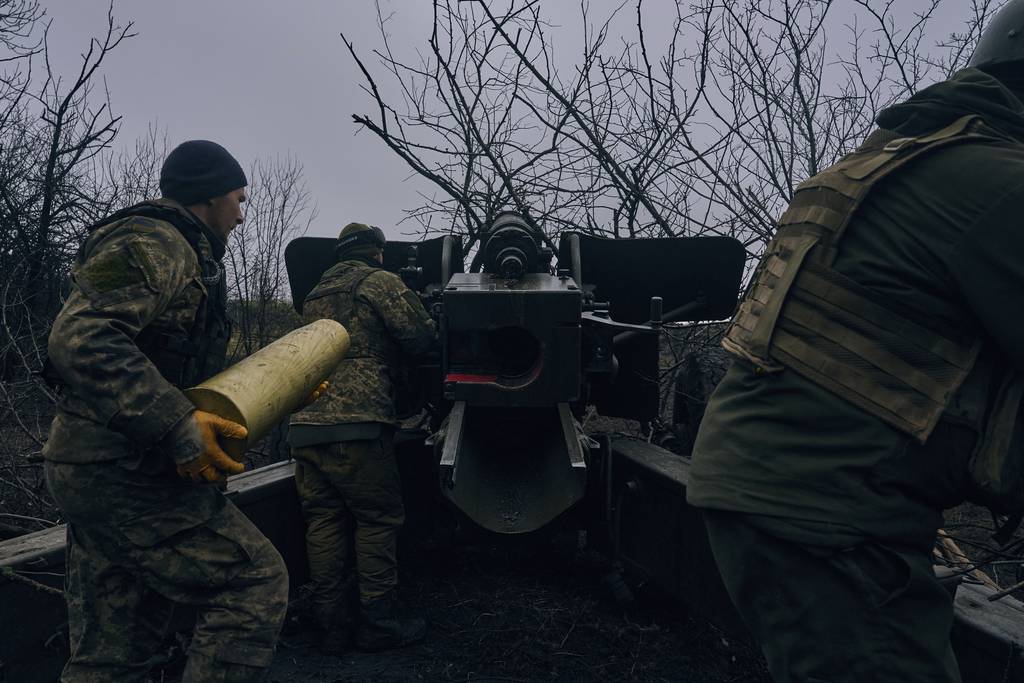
[45,134,287,682]
[159,139,248,206]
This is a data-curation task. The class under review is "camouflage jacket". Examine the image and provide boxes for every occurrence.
[43,199,220,464]
[290,259,437,427]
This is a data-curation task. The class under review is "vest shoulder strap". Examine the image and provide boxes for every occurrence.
[87,202,209,261]
[305,265,378,305]
[723,114,1009,441]
[778,114,990,264]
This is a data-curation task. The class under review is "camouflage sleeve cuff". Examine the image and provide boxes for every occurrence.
[160,411,205,465]
[109,387,196,447]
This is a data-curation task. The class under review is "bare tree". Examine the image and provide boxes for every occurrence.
[226,154,317,357]
[346,0,998,265]
[83,123,169,220]
[344,0,1019,586]
[679,0,999,251]
[344,0,709,266]
[0,1,138,535]
[0,1,134,381]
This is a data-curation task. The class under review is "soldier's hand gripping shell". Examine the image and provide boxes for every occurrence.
[175,410,248,483]
[297,380,330,411]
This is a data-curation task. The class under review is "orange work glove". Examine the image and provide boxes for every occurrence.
[175,410,248,483]
[296,380,329,411]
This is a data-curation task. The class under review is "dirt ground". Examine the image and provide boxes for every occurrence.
[265,537,771,683]
[3,364,1018,681]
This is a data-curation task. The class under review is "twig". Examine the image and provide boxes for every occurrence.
[0,565,64,597]
[987,577,1024,602]
[0,512,56,527]
[935,528,1000,591]
[558,619,576,648]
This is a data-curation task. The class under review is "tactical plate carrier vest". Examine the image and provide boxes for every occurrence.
[723,114,1024,517]
[88,202,231,388]
[725,115,993,440]
[304,261,380,362]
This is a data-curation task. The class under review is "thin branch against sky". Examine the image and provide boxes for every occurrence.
[40,1,971,240]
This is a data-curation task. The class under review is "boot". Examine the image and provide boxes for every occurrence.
[182,653,268,683]
[318,577,358,656]
[319,612,357,656]
[355,592,426,652]
[281,589,318,637]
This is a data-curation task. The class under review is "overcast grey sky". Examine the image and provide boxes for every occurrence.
[44,1,965,241]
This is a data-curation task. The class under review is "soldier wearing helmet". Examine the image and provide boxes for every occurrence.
[289,222,436,654]
[688,3,1024,681]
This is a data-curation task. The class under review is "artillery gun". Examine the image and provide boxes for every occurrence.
[3,215,1022,682]
[284,211,746,534]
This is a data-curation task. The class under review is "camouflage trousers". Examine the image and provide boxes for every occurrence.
[702,510,961,683]
[292,431,404,628]
[45,460,289,683]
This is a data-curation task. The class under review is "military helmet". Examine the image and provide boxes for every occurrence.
[969,0,1024,68]
[336,222,386,253]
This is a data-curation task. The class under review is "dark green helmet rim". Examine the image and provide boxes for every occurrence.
[337,223,386,252]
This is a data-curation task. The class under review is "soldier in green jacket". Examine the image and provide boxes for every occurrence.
[688,5,1024,682]
[290,222,437,653]
[44,141,289,682]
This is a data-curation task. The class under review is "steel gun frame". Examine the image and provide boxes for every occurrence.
[285,212,745,534]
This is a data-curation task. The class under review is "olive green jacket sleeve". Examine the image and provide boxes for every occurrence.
[47,219,199,447]
[360,270,438,356]
[951,180,1024,370]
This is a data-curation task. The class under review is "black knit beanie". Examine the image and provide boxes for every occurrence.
[159,140,247,205]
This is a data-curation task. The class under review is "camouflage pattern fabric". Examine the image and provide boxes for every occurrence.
[293,432,404,618]
[703,510,961,683]
[46,461,289,683]
[44,200,215,465]
[42,201,289,680]
[290,259,436,428]
[288,258,432,630]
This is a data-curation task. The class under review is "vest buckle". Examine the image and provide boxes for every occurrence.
[882,137,917,153]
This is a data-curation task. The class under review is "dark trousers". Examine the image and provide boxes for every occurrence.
[703,510,960,683]
[292,431,404,628]
[46,461,289,683]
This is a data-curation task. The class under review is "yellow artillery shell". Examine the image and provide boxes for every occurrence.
[184,319,350,460]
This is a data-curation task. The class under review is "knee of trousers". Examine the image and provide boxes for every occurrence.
[349,497,405,529]
[228,534,290,629]
[258,543,291,624]
[301,499,349,525]
[188,543,290,664]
